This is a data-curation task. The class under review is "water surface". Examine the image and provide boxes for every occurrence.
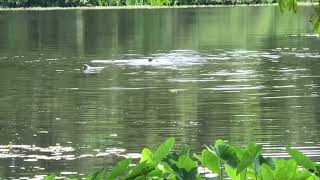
[0,6,320,179]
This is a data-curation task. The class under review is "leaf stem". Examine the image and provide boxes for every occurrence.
[220,163,223,180]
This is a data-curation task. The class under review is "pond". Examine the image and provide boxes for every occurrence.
[0,6,320,179]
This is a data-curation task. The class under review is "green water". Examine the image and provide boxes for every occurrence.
[0,6,320,179]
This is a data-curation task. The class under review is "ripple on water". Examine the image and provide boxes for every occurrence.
[168,78,217,83]
[169,89,188,93]
[201,69,256,76]
[0,144,75,159]
[203,85,264,91]
[262,95,301,99]
[85,48,320,74]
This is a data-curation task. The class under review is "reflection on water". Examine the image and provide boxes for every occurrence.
[0,6,320,179]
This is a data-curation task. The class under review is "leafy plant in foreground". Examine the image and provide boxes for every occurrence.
[195,140,319,180]
[45,138,320,180]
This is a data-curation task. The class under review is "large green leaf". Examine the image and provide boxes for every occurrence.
[295,169,312,180]
[259,155,275,169]
[274,159,297,180]
[173,155,197,172]
[261,164,274,180]
[147,169,164,178]
[161,162,177,179]
[312,17,320,33]
[286,147,317,171]
[233,146,245,160]
[106,159,131,180]
[306,175,320,180]
[215,139,225,146]
[173,167,198,180]
[215,143,239,168]
[153,138,175,162]
[224,164,238,180]
[140,148,153,163]
[201,150,220,174]
[125,161,155,179]
[236,143,262,175]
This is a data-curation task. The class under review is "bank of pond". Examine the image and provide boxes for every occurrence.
[0,0,276,8]
[45,138,320,180]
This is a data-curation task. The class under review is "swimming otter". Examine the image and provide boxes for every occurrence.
[82,64,104,74]
[148,58,153,62]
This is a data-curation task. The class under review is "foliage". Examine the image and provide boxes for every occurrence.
[279,0,320,33]
[0,0,276,7]
[310,4,320,33]
[44,138,320,180]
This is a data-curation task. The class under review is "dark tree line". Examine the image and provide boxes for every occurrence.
[0,0,276,7]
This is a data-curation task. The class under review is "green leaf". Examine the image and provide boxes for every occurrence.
[306,175,320,180]
[125,161,155,179]
[153,138,175,162]
[180,144,190,157]
[44,175,55,180]
[174,155,197,172]
[236,143,262,175]
[215,143,239,168]
[140,148,153,163]
[173,167,198,180]
[201,150,220,174]
[92,167,108,180]
[147,169,164,178]
[193,153,202,162]
[161,162,177,179]
[106,159,131,180]
[295,169,312,180]
[224,164,238,180]
[274,159,297,180]
[215,139,225,146]
[233,146,246,160]
[260,155,275,169]
[261,164,274,180]
[246,169,258,180]
[286,147,316,171]
[312,15,320,34]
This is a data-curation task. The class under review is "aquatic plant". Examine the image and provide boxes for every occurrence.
[44,138,320,180]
